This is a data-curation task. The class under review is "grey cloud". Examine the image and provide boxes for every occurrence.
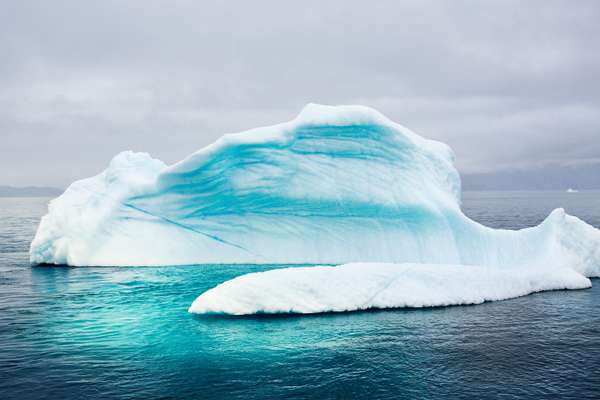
[1,0,599,187]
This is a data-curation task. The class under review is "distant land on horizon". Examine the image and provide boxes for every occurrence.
[2,162,600,197]
[0,185,64,197]
[461,163,600,191]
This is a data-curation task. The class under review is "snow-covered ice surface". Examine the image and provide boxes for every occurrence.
[188,262,592,315]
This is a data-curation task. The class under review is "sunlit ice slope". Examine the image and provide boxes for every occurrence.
[30,104,600,274]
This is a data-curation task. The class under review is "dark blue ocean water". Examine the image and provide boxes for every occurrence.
[1,191,600,399]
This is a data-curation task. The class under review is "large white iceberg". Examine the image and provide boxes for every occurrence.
[31,104,600,280]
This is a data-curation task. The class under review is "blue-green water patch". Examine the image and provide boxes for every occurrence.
[2,194,600,399]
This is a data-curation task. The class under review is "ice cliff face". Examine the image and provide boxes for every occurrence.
[30,104,600,274]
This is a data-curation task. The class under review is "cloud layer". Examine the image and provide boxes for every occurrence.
[2,1,599,187]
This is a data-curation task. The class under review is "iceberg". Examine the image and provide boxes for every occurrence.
[188,262,591,315]
[30,104,600,280]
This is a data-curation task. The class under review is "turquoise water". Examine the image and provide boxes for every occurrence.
[1,192,600,399]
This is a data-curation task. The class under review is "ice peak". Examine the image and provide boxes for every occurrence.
[294,103,393,127]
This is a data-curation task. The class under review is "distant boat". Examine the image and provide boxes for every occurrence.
[566,188,579,193]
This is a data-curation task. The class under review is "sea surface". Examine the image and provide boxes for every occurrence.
[1,191,599,399]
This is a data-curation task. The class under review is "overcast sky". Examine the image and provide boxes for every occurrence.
[2,0,599,188]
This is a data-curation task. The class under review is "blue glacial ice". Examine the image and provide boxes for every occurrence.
[30,104,600,295]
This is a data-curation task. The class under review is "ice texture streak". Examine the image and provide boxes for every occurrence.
[30,104,600,278]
